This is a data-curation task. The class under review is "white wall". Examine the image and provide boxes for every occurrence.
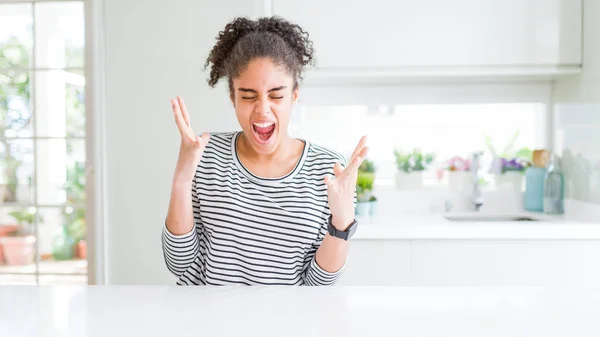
[552,0,600,205]
[102,0,254,284]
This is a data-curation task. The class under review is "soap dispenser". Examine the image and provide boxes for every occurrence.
[524,150,548,212]
[543,154,564,214]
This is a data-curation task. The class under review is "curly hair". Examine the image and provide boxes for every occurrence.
[204,16,315,93]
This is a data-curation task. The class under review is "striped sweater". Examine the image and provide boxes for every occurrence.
[162,131,350,285]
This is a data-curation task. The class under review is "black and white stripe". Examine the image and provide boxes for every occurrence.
[162,131,349,286]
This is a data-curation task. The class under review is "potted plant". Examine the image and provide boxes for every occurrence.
[63,161,86,259]
[0,207,41,266]
[358,159,378,216]
[355,170,374,216]
[491,157,531,192]
[393,148,435,190]
[368,195,378,216]
[485,131,533,192]
[0,221,19,264]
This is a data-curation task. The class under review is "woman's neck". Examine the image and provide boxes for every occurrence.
[238,131,296,164]
[236,131,305,179]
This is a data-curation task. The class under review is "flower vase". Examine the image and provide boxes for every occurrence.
[395,171,423,190]
[496,171,523,193]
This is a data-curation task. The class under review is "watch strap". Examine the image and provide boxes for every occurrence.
[327,215,358,241]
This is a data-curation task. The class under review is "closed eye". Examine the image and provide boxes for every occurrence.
[242,97,256,100]
[271,96,284,100]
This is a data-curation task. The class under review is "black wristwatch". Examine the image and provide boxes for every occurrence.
[327,215,358,241]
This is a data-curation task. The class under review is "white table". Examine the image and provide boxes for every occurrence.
[2,286,600,337]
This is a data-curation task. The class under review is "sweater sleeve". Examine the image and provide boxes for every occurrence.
[303,253,347,286]
[302,152,354,286]
[301,219,347,286]
[161,178,201,278]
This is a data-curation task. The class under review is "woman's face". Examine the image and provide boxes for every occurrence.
[231,57,298,155]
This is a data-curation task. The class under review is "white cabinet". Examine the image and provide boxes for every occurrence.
[411,240,600,286]
[340,240,600,286]
[337,240,411,286]
[272,0,582,80]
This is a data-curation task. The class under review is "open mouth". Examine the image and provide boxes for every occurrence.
[252,121,276,143]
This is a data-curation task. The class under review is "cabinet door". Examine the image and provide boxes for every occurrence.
[410,240,600,286]
[337,240,411,286]
[272,0,581,69]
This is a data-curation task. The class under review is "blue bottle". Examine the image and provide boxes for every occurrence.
[543,155,564,214]
[524,167,546,212]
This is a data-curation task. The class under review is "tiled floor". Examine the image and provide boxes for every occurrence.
[0,260,87,285]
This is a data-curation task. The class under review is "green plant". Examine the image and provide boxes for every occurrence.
[63,161,86,242]
[394,148,435,173]
[8,207,43,236]
[356,171,374,202]
[483,130,533,161]
[359,159,376,173]
[1,38,31,202]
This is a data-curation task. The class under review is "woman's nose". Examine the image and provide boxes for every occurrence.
[254,98,272,116]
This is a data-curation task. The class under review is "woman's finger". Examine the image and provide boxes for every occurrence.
[172,99,187,135]
[333,162,344,177]
[177,96,191,126]
[349,135,368,163]
[324,175,334,188]
[347,146,370,176]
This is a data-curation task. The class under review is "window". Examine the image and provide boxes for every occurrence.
[291,102,547,187]
[0,1,86,285]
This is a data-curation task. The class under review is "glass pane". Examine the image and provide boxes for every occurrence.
[0,4,33,68]
[36,139,85,205]
[39,274,86,285]
[0,139,35,205]
[34,70,86,137]
[0,274,36,285]
[0,71,33,138]
[37,207,87,272]
[294,103,544,187]
[35,2,84,68]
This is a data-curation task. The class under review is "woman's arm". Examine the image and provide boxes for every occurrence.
[162,178,202,277]
[303,136,369,285]
[162,96,209,277]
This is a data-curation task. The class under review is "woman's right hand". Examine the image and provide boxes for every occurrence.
[171,96,210,184]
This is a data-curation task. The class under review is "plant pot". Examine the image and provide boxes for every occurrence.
[0,236,36,266]
[355,202,371,216]
[0,225,19,264]
[446,171,475,212]
[395,171,423,190]
[495,171,523,193]
[369,201,378,216]
[77,240,87,259]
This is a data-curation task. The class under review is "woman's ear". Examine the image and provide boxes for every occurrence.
[230,92,235,107]
[292,87,299,105]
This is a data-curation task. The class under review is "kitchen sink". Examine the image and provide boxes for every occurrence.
[443,213,540,222]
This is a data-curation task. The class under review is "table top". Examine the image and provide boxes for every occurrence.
[2,285,600,337]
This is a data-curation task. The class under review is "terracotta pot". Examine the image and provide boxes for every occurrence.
[0,225,19,264]
[0,236,36,266]
[77,240,87,260]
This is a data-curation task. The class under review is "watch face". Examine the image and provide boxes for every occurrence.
[347,221,358,238]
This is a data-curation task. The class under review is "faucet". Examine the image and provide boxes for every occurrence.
[470,151,484,211]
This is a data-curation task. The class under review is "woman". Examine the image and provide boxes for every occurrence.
[163,16,368,286]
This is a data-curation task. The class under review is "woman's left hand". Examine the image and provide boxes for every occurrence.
[324,136,369,230]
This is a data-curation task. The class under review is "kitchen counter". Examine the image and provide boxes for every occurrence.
[352,211,600,240]
[2,285,600,337]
